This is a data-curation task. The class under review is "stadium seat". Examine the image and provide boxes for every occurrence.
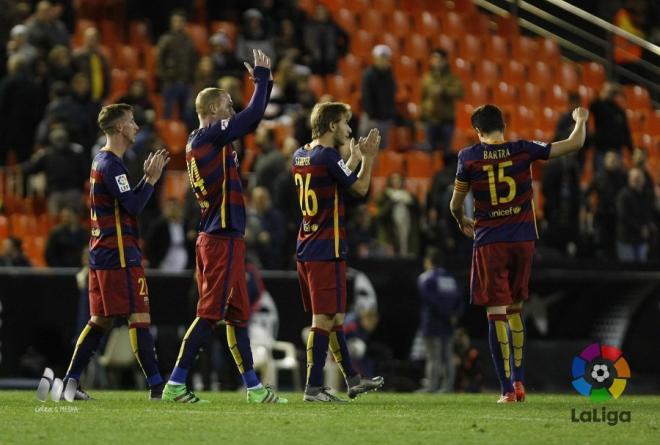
[623,85,651,110]
[509,106,535,138]
[434,34,456,58]
[511,36,538,66]
[393,55,418,83]
[442,12,464,38]
[338,53,362,84]
[379,33,401,59]
[351,30,375,58]
[373,0,396,12]
[466,14,489,35]
[389,11,411,39]
[344,0,369,14]
[537,107,560,133]
[308,75,326,100]
[578,85,595,106]
[486,35,509,65]
[451,0,478,15]
[404,33,429,64]
[389,126,415,151]
[128,20,151,49]
[546,84,568,109]
[116,45,140,75]
[451,58,472,86]
[625,109,647,133]
[326,75,352,101]
[361,10,385,35]
[528,61,553,89]
[185,24,209,55]
[558,61,579,91]
[538,38,561,65]
[645,110,660,134]
[416,11,440,39]
[464,80,488,106]
[334,8,357,32]
[132,69,156,92]
[405,151,435,178]
[502,59,526,86]
[457,34,482,63]
[156,120,188,154]
[100,19,121,49]
[0,215,8,240]
[474,59,499,88]
[373,151,404,176]
[494,15,519,37]
[580,61,606,91]
[455,102,474,131]
[110,69,129,100]
[492,81,516,107]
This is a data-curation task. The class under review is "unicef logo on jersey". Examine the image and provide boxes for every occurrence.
[488,206,521,218]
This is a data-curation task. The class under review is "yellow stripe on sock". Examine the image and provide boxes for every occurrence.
[329,331,347,378]
[175,317,201,366]
[507,313,525,367]
[66,324,92,375]
[494,319,511,378]
[306,331,315,385]
[128,327,148,378]
[226,324,244,374]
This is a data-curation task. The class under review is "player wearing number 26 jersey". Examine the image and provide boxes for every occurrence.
[450,104,588,403]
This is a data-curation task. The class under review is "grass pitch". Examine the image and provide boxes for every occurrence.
[1,391,658,444]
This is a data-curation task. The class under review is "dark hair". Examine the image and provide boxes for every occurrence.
[98,103,133,134]
[431,48,448,59]
[425,247,444,267]
[471,104,505,134]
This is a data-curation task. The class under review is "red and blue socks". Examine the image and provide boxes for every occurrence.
[488,314,514,395]
[128,323,164,390]
[168,317,214,385]
[226,324,261,390]
[306,327,330,388]
[329,325,358,380]
[507,308,525,383]
[64,321,106,381]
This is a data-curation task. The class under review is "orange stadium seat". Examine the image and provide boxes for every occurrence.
[465,80,488,105]
[494,15,519,38]
[379,33,401,59]
[334,8,357,32]
[625,109,646,133]
[511,36,538,66]
[578,85,595,106]
[116,45,140,74]
[624,85,651,110]
[580,62,606,91]
[326,74,352,101]
[389,11,411,39]
[373,151,404,176]
[502,59,526,86]
[393,55,418,83]
[509,106,535,139]
[452,58,473,88]
[416,11,440,39]
[492,81,516,107]
[466,14,489,35]
[351,30,375,58]
[537,107,560,133]
[129,21,151,49]
[361,10,385,35]
[156,120,188,154]
[451,0,477,15]
[528,61,553,89]
[0,215,8,240]
[100,19,121,48]
[405,150,435,178]
[474,59,499,87]
[110,69,129,99]
[308,75,326,100]
[538,38,561,65]
[404,33,429,64]
[373,0,396,13]
[344,0,369,14]
[645,110,660,134]
[434,34,456,58]
[390,126,415,151]
[486,35,509,65]
[546,84,568,109]
[457,34,482,63]
[133,69,156,92]
[455,102,475,131]
[558,61,579,91]
[186,24,208,55]
[338,53,362,84]
[442,12,464,38]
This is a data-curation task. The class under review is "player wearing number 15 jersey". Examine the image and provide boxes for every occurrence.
[292,102,384,402]
[450,104,589,403]
[162,49,286,404]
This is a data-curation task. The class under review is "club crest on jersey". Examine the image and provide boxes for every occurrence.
[115,174,130,193]
[221,119,229,130]
[337,159,352,176]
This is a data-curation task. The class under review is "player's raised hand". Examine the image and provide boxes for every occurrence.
[349,137,363,159]
[572,107,589,122]
[243,49,271,82]
[144,149,171,185]
[361,128,381,157]
[460,217,475,238]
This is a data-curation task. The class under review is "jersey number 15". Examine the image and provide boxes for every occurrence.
[483,161,516,205]
[294,173,318,217]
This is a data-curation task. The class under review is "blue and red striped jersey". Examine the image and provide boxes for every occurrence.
[293,145,358,261]
[455,140,551,246]
[89,150,154,269]
[186,66,272,236]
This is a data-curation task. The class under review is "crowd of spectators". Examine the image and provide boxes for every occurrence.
[0,0,657,271]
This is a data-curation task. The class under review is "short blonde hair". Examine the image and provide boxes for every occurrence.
[310,102,351,139]
[195,87,227,118]
[98,103,132,134]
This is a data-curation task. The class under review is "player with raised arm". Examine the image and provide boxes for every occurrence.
[56,103,170,401]
[162,49,286,404]
[449,104,588,403]
[293,102,385,402]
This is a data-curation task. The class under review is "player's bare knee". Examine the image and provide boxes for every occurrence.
[312,313,335,331]
[90,315,113,330]
[486,305,507,316]
[128,313,151,325]
[334,313,345,325]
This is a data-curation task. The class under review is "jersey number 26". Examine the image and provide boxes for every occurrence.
[294,173,318,217]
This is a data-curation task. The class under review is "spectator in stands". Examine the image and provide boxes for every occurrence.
[554,92,587,168]
[589,82,632,174]
[343,298,381,378]
[22,126,88,215]
[253,126,286,195]
[144,198,189,271]
[271,136,301,268]
[156,9,198,119]
[72,27,110,103]
[26,1,69,54]
[245,186,286,270]
[613,0,646,83]
[616,167,655,263]
[117,78,155,121]
[70,72,101,149]
[454,328,483,393]
[235,8,276,65]
[421,49,464,161]
[46,44,74,86]
[45,206,87,267]
[360,45,396,149]
[631,147,657,203]
[416,248,463,393]
[209,32,243,79]
[376,172,421,257]
[302,4,348,75]
[36,81,88,149]
[7,24,38,67]
[274,18,301,63]
[0,54,43,163]
[185,56,218,128]
[347,204,380,259]
[584,150,628,259]
[0,237,31,267]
